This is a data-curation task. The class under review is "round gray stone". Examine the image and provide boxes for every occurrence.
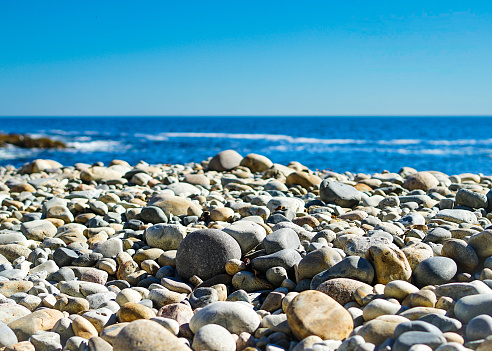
[454,293,492,323]
[176,229,241,281]
[466,314,492,341]
[140,206,168,224]
[263,228,300,254]
[413,257,457,288]
[393,331,446,351]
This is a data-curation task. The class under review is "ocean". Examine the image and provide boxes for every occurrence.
[0,117,491,175]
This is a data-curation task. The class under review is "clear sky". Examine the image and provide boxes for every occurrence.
[1,1,491,116]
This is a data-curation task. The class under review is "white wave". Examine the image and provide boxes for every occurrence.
[377,139,421,145]
[428,138,492,146]
[48,129,80,136]
[66,140,129,152]
[0,144,39,160]
[137,132,367,145]
[134,133,169,141]
[73,136,92,142]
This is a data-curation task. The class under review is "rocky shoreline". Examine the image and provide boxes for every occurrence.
[0,150,491,351]
[0,134,66,149]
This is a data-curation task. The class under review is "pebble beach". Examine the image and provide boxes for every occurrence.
[0,150,492,351]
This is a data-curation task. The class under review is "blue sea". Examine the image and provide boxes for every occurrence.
[0,117,491,175]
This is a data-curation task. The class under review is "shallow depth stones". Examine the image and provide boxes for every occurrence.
[1,153,492,351]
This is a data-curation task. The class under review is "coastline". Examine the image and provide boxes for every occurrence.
[0,151,491,350]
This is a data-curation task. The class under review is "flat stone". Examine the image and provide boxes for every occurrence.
[0,281,33,298]
[311,256,375,289]
[435,282,491,301]
[0,305,31,325]
[435,209,477,224]
[8,309,64,341]
[251,249,302,274]
[320,180,362,208]
[456,189,488,209]
[363,299,402,321]
[384,280,419,301]
[93,238,123,258]
[0,244,32,262]
[20,220,57,241]
[29,331,62,351]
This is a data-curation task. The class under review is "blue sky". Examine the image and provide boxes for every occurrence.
[1,1,491,116]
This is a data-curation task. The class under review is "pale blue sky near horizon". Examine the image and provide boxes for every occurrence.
[1,1,491,116]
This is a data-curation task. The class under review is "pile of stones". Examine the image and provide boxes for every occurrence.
[0,149,491,351]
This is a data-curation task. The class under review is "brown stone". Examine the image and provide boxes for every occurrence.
[157,303,194,327]
[4,341,35,351]
[71,315,99,339]
[366,245,412,284]
[357,315,409,345]
[0,281,34,298]
[118,302,156,322]
[8,309,64,341]
[402,242,434,271]
[286,172,322,189]
[8,183,36,193]
[286,290,353,341]
[292,215,320,229]
[403,172,439,191]
[240,153,273,173]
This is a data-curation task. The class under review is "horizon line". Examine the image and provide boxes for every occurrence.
[1,114,492,118]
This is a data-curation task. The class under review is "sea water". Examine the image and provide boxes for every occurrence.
[1,116,491,175]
